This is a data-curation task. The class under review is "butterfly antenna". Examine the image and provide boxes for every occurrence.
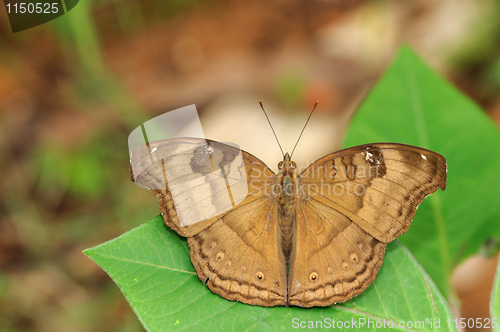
[290,100,319,158]
[259,100,284,157]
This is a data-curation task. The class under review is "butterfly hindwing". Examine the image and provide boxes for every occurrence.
[288,201,386,307]
[188,195,287,306]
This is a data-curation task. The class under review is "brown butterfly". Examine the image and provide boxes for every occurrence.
[130,115,446,308]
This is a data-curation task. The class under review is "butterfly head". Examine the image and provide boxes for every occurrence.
[278,153,297,171]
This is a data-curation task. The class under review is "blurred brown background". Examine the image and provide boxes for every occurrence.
[0,1,499,331]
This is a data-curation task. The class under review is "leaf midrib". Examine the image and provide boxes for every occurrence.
[86,252,197,274]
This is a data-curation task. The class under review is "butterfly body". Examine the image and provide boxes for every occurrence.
[277,152,297,262]
[130,138,446,307]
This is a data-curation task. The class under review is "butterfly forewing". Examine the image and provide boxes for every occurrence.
[132,138,255,236]
[297,143,446,242]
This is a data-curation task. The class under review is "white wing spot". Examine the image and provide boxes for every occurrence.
[421,154,427,160]
[362,150,374,163]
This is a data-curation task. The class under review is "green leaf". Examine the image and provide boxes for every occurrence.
[491,255,500,331]
[84,215,456,332]
[343,46,500,297]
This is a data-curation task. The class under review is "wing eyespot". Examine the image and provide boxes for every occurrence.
[349,253,359,264]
